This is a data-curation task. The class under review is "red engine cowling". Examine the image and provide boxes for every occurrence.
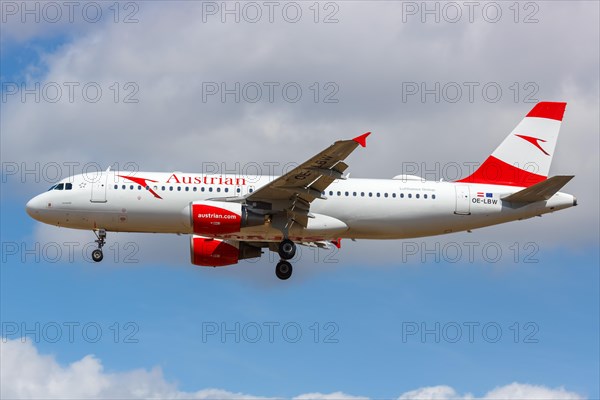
[190,236,262,267]
[190,201,264,235]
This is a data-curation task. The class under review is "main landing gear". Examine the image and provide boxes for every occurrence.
[278,239,296,259]
[91,229,106,262]
[275,239,296,280]
[276,260,292,280]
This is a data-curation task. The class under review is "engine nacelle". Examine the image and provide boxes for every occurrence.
[190,200,264,235]
[190,236,262,267]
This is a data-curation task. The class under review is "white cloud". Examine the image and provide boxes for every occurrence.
[293,393,368,400]
[0,339,267,399]
[398,385,464,400]
[483,382,583,400]
[0,339,585,400]
[397,383,585,400]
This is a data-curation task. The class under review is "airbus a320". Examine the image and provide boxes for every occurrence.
[26,102,577,279]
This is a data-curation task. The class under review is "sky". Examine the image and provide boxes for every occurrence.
[1,1,599,398]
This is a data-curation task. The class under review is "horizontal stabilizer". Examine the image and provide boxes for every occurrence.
[502,175,574,203]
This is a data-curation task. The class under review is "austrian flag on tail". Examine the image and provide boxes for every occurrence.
[458,102,566,187]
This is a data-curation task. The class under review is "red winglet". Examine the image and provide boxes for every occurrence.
[352,132,371,147]
[526,102,567,121]
[332,238,342,249]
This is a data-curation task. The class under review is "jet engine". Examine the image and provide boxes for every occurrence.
[190,236,262,267]
[190,200,265,235]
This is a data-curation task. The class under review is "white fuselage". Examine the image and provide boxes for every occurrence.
[26,171,576,242]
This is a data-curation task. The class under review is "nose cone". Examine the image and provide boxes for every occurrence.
[26,195,44,220]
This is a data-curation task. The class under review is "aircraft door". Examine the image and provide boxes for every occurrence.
[454,185,470,215]
[91,172,108,203]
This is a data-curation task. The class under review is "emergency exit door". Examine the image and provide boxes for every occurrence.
[454,185,470,215]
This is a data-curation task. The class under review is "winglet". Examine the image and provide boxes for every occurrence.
[353,132,371,147]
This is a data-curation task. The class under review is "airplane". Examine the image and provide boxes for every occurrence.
[26,102,576,280]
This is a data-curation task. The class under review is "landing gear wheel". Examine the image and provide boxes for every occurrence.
[92,229,107,263]
[91,249,104,262]
[278,239,296,260]
[275,260,293,280]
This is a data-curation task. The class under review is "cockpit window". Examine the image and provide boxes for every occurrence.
[48,182,74,191]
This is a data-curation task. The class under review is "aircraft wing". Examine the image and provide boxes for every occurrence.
[244,132,371,227]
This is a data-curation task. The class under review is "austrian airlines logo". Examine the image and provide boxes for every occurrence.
[515,134,550,156]
[117,175,163,199]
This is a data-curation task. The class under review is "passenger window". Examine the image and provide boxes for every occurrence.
[392,193,396,198]
[345,191,349,196]
[237,188,241,193]
[249,188,254,193]
[329,191,333,196]
[122,185,126,190]
[138,186,142,190]
[193,187,197,192]
[416,194,420,199]
[217,188,221,192]
[408,194,412,198]
[337,191,341,196]
[361,192,365,197]
[225,188,229,193]
[162,186,166,191]
[432,194,436,199]
[384,193,388,198]
[376,193,380,197]
[169,186,173,191]
[369,192,372,197]
[201,187,205,192]
[114,185,118,189]
[185,187,189,192]
[400,193,404,198]
[353,192,357,196]
[424,194,428,199]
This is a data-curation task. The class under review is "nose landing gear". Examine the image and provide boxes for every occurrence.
[91,229,106,262]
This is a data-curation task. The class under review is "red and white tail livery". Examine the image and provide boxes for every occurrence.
[459,101,566,187]
[26,102,576,280]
